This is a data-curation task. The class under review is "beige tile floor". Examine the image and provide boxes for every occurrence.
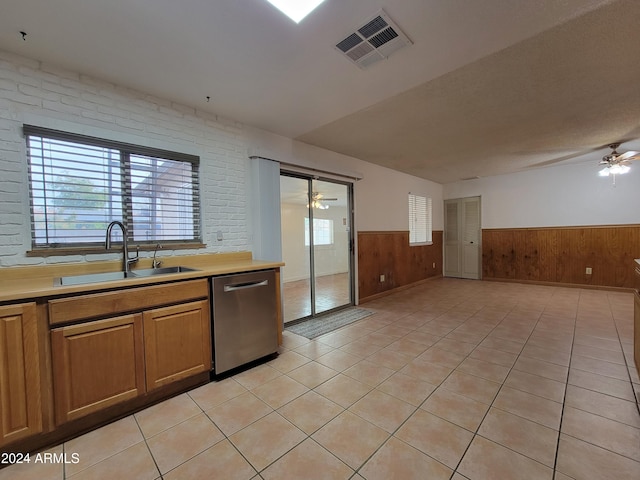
[3,278,640,479]
[283,273,350,323]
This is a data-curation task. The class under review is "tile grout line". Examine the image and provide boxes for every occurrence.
[132,414,162,480]
[606,291,640,418]
[292,288,640,475]
[339,290,524,476]
[343,304,468,477]
[448,294,551,476]
[549,289,579,478]
[297,299,479,476]
[549,293,640,466]
[552,292,640,466]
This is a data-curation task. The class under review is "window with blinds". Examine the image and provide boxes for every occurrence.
[408,193,432,245]
[24,126,201,248]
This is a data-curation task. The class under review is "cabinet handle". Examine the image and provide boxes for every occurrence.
[224,280,269,292]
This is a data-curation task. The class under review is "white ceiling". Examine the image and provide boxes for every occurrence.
[2,0,639,183]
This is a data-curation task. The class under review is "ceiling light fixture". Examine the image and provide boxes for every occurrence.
[598,163,630,186]
[307,199,329,210]
[599,164,630,176]
[266,0,325,23]
[597,143,638,185]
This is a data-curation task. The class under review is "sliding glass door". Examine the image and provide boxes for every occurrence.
[280,173,353,323]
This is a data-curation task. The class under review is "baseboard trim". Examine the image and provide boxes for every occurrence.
[359,276,634,304]
[483,277,634,293]
[358,275,442,304]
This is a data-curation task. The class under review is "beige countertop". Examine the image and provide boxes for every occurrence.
[0,252,283,303]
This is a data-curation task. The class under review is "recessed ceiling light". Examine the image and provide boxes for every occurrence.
[266,0,326,23]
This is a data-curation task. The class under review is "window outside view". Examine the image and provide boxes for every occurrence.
[26,133,198,247]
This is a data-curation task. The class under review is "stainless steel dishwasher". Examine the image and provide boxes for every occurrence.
[211,269,278,374]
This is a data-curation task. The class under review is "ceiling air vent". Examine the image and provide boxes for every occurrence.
[335,10,412,69]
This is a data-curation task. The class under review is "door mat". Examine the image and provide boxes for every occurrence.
[285,308,374,339]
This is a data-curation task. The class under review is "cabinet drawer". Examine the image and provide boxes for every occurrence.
[49,279,208,325]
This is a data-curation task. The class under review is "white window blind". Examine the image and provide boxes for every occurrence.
[408,193,432,245]
[25,126,201,248]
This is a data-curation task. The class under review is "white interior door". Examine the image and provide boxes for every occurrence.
[444,196,481,279]
[444,200,460,276]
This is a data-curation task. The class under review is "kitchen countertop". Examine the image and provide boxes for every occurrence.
[0,252,284,303]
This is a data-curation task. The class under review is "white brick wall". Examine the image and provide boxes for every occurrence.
[0,50,250,267]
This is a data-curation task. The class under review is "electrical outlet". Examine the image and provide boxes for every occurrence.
[380,274,385,282]
[585,267,592,275]
[432,262,436,268]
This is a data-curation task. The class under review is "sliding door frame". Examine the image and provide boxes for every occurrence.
[280,170,355,322]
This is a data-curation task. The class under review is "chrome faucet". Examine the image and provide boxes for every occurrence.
[105,221,138,273]
[152,243,163,269]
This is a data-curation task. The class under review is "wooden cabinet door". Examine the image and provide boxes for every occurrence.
[143,300,211,391]
[0,303,42,445]
[51,314,145,424]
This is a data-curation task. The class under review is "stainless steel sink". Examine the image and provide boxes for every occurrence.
[129,266,200,277]
[54,271,133,286]
[54,266,200,286]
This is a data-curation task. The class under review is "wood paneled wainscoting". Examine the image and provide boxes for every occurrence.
[482,225,640,289]
[358,231,443,302]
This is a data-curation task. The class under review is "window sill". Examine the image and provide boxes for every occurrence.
[26,242,207,257]
[409,241,434,247]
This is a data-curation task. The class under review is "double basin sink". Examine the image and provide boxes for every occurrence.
[54,266,200,287]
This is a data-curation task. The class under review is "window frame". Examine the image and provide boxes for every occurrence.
[23,125,203,253]
[304,217,334,247]
[408,193,433,246]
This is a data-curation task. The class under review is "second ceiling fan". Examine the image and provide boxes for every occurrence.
[598,143,640,178]
[308,192,337,210]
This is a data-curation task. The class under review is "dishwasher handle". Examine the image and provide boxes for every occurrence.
[223,279,269,292]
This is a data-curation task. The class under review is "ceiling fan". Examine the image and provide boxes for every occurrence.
[308,192,337,210]
[598,143,640,179]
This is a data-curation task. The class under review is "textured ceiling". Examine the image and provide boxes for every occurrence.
[1,0,637,183]
[297,0,640,183]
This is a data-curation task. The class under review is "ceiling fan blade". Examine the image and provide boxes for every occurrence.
[524,147,600,169]
[615,150,640,162]
[312,193,338,201]
[526,139,639,171]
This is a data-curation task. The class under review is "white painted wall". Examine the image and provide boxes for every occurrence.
[444,161,640,228]
[246,127,445,232]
